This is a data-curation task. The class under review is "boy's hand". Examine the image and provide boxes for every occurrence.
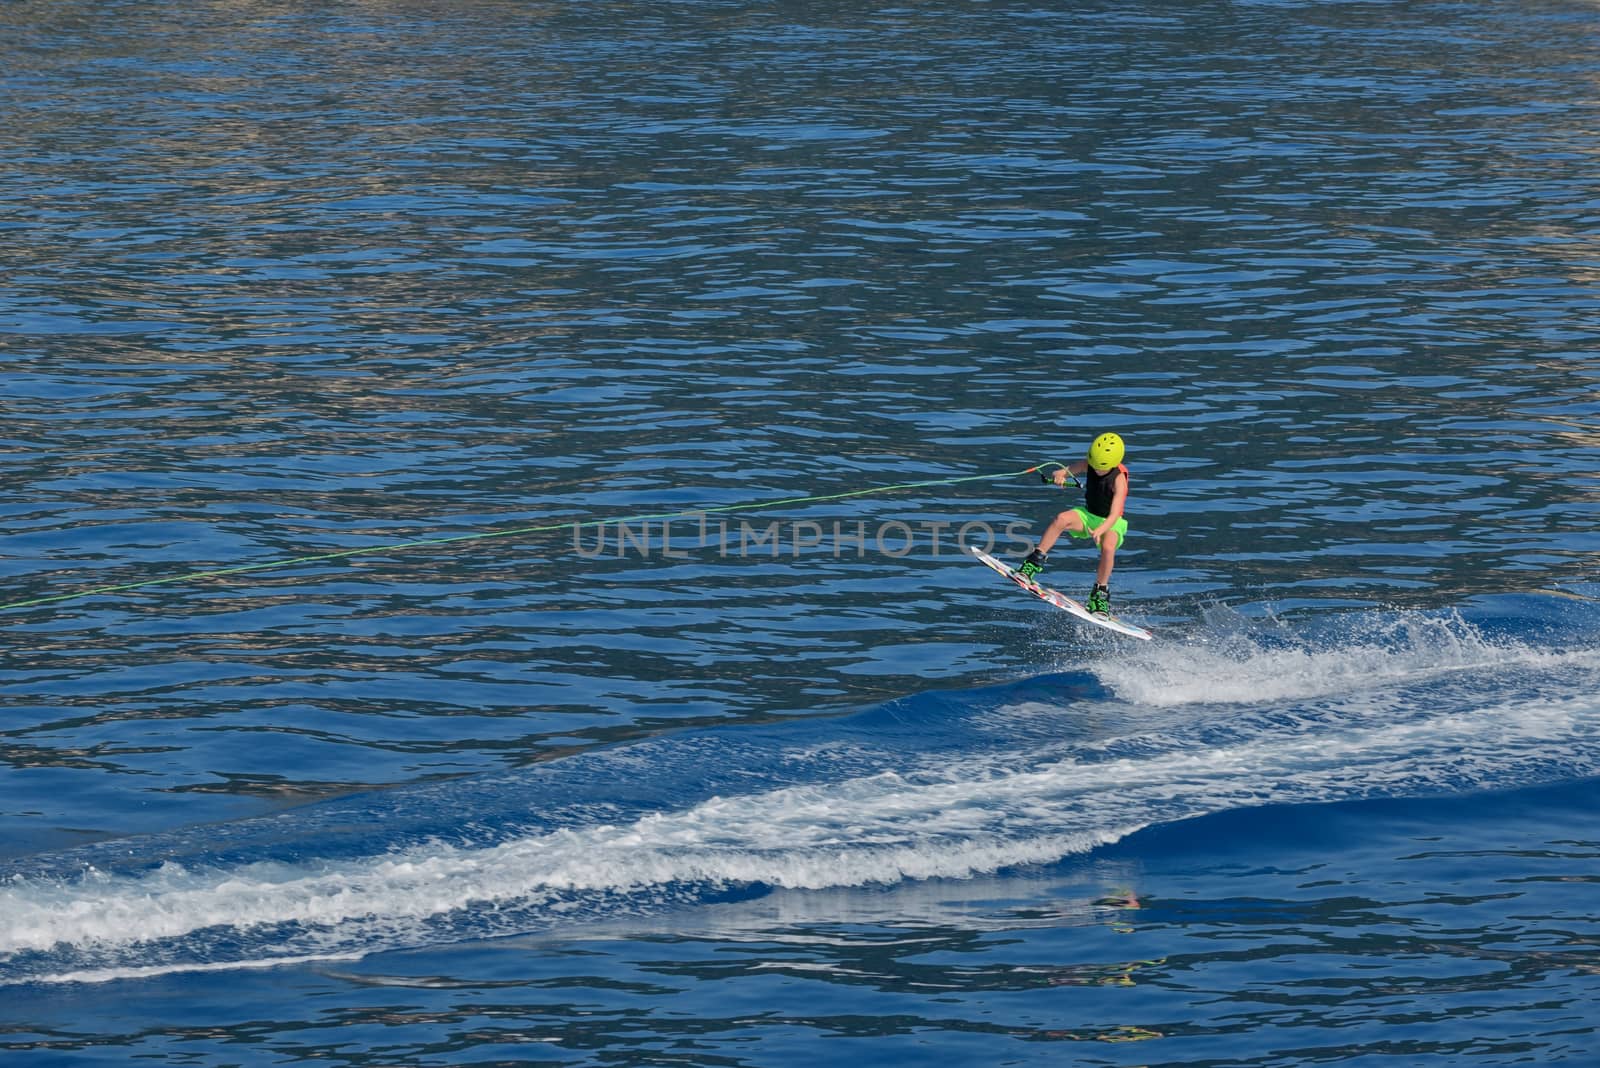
[1052,469,1068,488]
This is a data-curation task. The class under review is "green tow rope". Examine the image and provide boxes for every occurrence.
[0,461,1076,615]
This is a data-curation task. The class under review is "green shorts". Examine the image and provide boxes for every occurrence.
[1067,508,1128,549]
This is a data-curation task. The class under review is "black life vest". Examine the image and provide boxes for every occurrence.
[1084,464,1129,517]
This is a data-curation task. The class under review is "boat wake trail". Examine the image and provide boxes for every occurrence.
[5,606,1597,984]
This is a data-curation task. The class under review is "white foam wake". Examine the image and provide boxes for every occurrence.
[1094,610,1572,706]
[5,619,1597,984]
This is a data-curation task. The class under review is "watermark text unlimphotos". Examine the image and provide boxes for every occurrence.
[572,514,1034,560]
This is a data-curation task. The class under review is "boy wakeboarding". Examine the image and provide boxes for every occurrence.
[1016,432,1128,616]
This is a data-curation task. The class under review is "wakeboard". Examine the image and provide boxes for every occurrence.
[965,543,1153,640]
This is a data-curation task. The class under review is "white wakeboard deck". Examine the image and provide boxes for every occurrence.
[965,543,1153,640]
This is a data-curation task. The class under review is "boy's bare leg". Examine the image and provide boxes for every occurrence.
[1095,539,1116,586]
[1036,510,1085,555]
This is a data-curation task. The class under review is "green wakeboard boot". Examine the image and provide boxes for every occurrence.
[1015,549,1047,583]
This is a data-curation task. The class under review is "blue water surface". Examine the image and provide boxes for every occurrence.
[3,0,1599,1064]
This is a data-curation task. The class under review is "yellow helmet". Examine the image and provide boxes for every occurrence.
[1087,432,1125,470]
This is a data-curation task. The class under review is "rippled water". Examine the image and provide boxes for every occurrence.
[3,0,1599,1063]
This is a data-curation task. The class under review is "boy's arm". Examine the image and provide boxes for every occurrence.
[1052,460,1089,487]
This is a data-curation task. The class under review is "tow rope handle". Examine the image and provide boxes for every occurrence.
[1032,463,1082,490]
